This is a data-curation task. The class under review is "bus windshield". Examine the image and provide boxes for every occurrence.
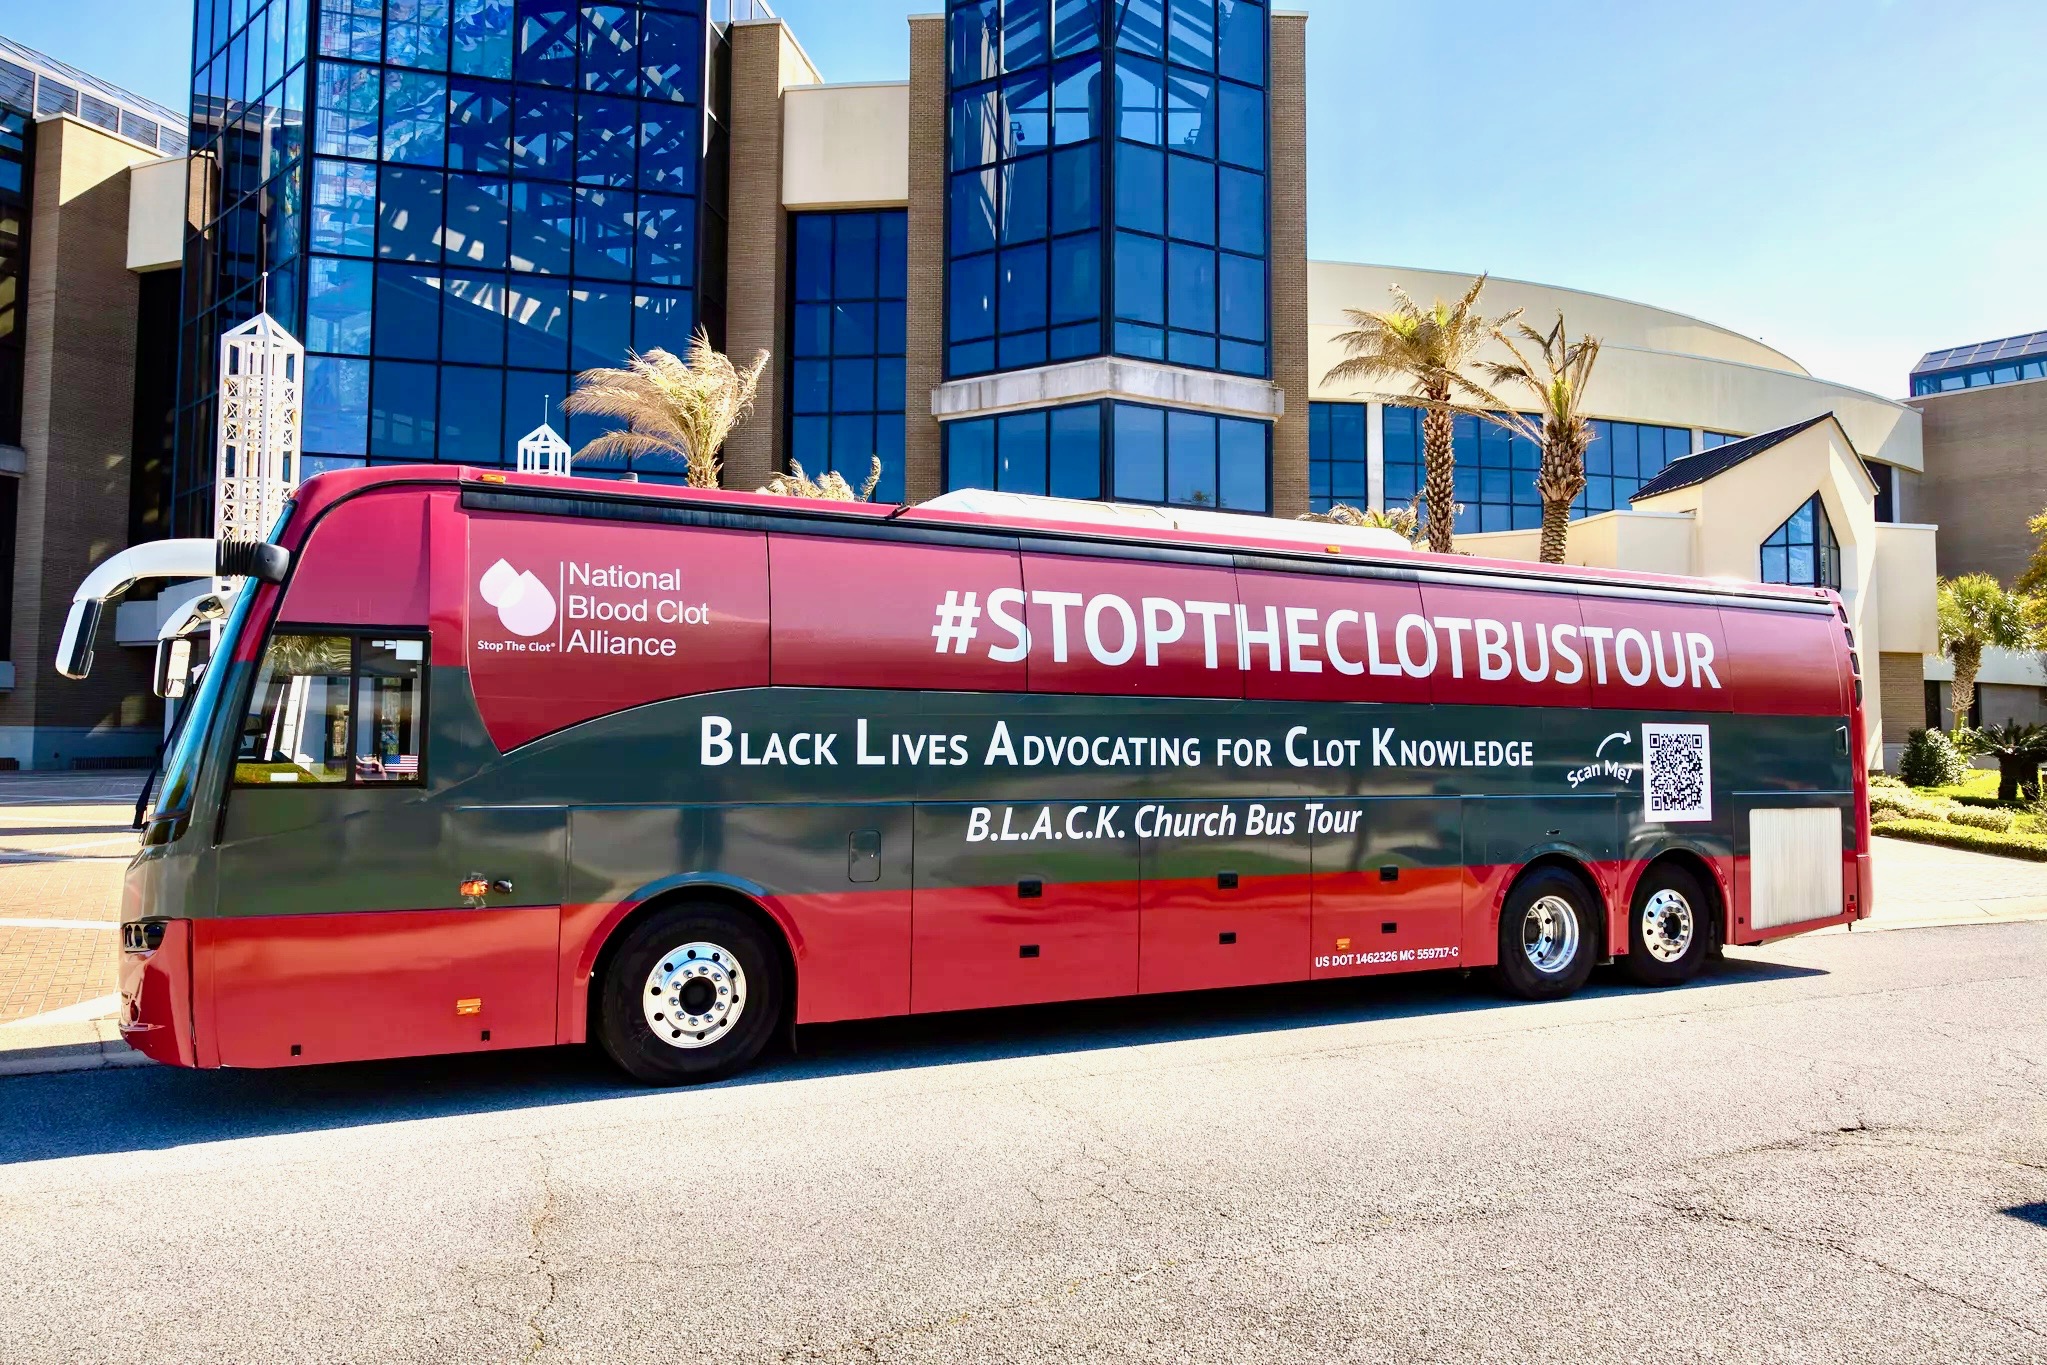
[147,579,261,828]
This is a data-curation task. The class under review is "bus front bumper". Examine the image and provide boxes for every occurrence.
[120,920,198,1067]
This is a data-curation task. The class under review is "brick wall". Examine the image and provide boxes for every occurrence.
[1268,14,1310,520]
[903,16,947,505]
[8,119,155,761]
[722,22,817,494]
[1911,380,2047,584]
[1877,651,1926,746]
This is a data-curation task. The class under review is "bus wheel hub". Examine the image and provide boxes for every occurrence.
[642,942,746,1049]
[1642,889,1695,963]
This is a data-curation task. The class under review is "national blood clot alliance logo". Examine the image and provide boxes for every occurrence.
[479,559,557,637]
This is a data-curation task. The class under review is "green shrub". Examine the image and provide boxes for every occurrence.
[1873,818,2047,862]
[1868,773,1906,790]
[1869,807,1903,826]
[1947,805,2016,832]
[1899,728,1969,788]
[1870,790,1950,822]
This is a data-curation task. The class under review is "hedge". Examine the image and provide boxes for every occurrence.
[1873,819,2047,862]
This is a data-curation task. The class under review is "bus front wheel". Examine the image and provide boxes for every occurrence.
[597,902,784,1084]
[1494,867,1599,1001]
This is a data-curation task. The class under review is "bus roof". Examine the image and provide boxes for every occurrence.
[281,464,1841,613]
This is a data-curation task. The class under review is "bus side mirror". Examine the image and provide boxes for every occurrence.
[55,601,102,681]
[154,637,194,699]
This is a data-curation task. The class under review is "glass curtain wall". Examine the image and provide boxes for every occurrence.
[945,0,1268,382]
[1380,407,1693,535]
[944,1,1273,513]
[944,399,1268,513]
[0,110,29,450]
[174,0,714,532]
[787,210,907,503]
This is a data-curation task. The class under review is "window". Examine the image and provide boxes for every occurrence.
[1760,494,1841,590]
[1307,402,1366,514]
[1383,408,1693,535]
[942,399,1265,510]
[945,0,1104,378]
[1701,430,1743,449]
[1865,460,1896,524]
[787,211,909,503]
[237,634,426,785]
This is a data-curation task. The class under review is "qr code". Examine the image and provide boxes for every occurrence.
[1643,724,1713,823]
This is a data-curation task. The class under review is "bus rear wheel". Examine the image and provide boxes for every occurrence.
[1494,867,1599,1001]
[598,902,783,1085]
[1622,865,1714,987]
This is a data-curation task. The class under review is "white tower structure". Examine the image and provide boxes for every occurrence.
[214,312,304,544]
[517,421,572,476]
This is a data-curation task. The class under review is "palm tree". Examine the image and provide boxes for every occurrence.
[1961,720,2047,802]
[1298,500,1423,545]
[1479,314,1601,564]
[1322,275,1516,553]
[1936,574,2036,737]
[759,458,884,503]
[562,329,769,488]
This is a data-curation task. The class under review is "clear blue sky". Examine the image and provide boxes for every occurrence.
[11,0,2045,398]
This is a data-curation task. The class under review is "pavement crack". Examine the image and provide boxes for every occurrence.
[1644,1183,2046,1343]
[521,1141,561,1362]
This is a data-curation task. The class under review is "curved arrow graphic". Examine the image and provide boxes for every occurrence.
[1595,732,1633,758]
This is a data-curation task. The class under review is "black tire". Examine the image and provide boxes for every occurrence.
[1622,863,1715,987]
[597,902,784,1085]
[1494,867,1600,1000]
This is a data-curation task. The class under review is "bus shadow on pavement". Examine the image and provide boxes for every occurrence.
[0,957,1822,1167]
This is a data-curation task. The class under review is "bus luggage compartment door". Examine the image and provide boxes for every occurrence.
[910,803,1140,1014]
[1138,800,1312,994]
[1309,798,1464,977]
[1732,795,1855,942]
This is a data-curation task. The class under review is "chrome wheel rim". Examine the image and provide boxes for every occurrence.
[642,941,745,1050]
[1522,895,1581,975]
[1641,888,1695,964]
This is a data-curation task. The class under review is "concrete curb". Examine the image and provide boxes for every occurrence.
[0,1039,154,1077]
[0,1019,154,1078]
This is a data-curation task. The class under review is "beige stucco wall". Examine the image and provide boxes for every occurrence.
[124,154,185,272]
[1459,509,1696,578]
[1461,422,1907,769]
[1308,262,1924,474]
[782,83,910,209]
[1873,523,1938,656]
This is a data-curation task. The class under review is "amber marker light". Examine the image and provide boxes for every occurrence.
[459,878,491,899]
[477,472,509,484]
[455,999,483,1017]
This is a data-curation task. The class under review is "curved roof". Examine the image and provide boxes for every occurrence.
[1309,261,1809,376]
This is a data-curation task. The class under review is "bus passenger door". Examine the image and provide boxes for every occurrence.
[1309,798,1465,977]
[911,802,1140,1014]
[1139,800,1312,993]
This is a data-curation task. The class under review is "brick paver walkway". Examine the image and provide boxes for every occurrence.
[0,772,140,1025]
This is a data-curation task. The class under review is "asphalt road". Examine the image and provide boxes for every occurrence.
[2,922,2043,1364]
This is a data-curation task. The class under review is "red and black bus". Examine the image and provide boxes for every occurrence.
[63,466,1871,1083]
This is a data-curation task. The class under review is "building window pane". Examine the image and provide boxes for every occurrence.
[441,363,505,462]
[387,0,452,71]
[946,415,996,490]
[998,410,1049,494]
[1112,402,1165,501]
[1049,403,1103,499]
[784,211,909,496]
[371,359,440,457]
[307,256,374,354]
[453,0,514,78]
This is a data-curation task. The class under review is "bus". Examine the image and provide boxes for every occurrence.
[62,466,1871,1084]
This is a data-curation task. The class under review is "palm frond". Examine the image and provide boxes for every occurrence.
[562,329,770,487]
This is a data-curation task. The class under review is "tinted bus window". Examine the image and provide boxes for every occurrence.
[354,638,425,782]
[238,634,354,784]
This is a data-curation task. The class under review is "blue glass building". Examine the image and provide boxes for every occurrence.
[938,0,1275,512]
[172,0,729,531]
